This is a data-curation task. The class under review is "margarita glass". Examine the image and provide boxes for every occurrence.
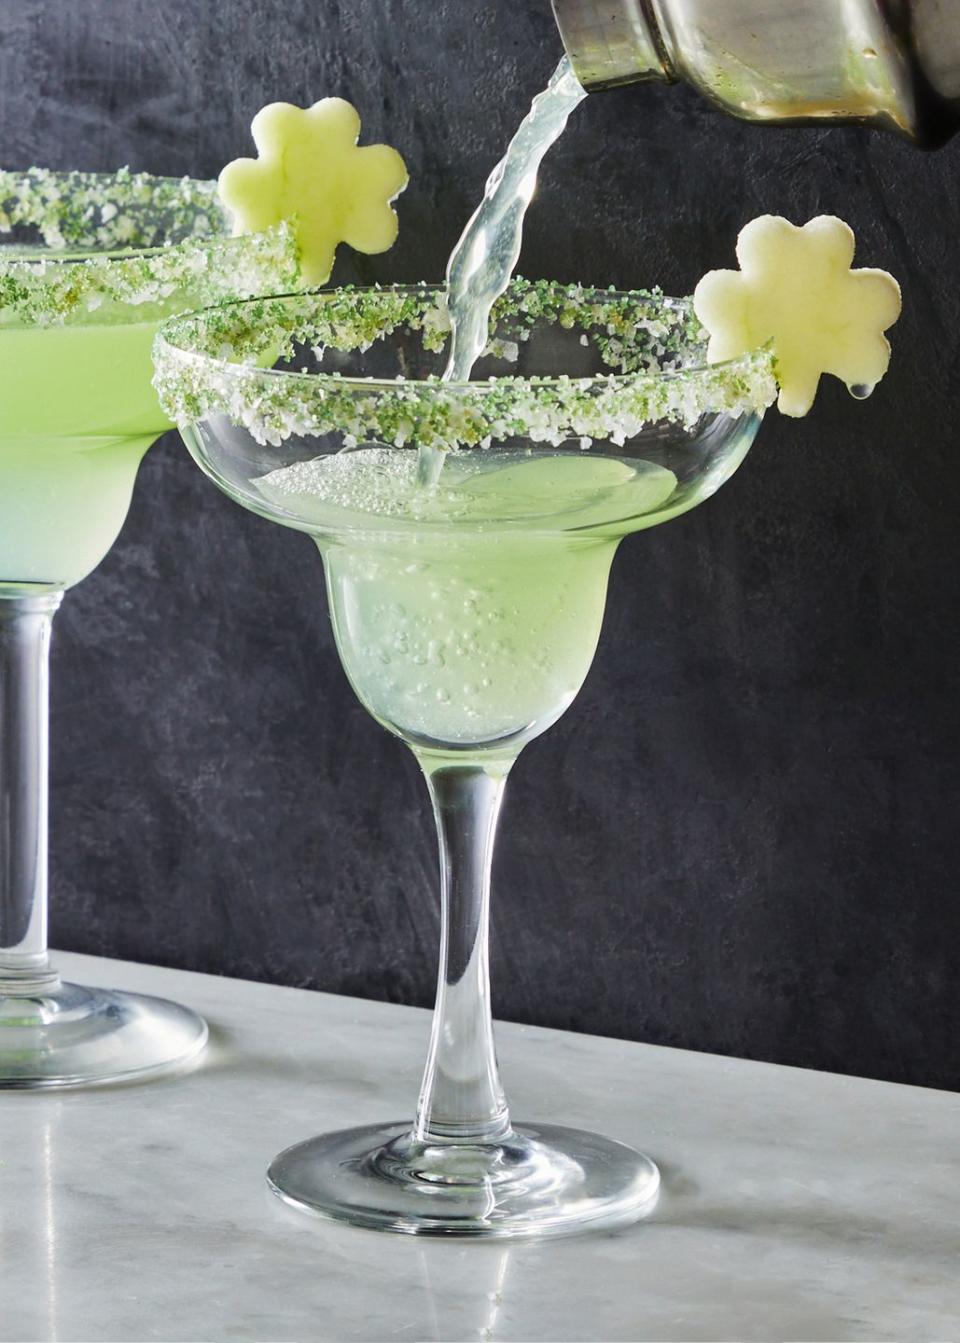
[0,168,299,1086]
[155,279,776,1236]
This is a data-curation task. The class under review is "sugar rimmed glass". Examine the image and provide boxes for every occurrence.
[0,168,299,1087]
[155,280,775,1235]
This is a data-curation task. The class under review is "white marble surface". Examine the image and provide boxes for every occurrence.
[0,952,957,1342]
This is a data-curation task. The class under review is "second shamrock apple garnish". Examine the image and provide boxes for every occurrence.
[219,98,409,285]
[694,215,901,417]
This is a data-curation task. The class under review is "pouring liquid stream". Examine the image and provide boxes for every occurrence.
[417,56,587,488]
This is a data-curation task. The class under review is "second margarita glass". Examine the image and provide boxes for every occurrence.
[0,168,299,1086]
[155,279,776,1236]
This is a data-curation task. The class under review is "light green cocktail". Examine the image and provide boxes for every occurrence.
[0,171,295,591]
[0,317,161,586]
[263,447,678,748]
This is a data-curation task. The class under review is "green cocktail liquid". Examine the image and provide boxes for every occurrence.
[0,166,299,591]
[260,446,678,750]
[0,317,166,588]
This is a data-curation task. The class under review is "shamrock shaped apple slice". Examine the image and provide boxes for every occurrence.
[219,98,408,286]
[693,215,901,417]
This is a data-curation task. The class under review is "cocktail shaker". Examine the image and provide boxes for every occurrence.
[551,0,960,146]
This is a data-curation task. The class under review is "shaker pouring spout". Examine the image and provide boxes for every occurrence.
[551,0,960,147]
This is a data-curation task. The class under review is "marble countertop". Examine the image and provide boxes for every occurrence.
[1,951,957,1342]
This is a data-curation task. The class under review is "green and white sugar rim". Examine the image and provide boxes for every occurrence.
[0,167,301,323]
[153,278,778,452]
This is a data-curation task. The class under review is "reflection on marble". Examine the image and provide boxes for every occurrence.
[0,952,958,1342]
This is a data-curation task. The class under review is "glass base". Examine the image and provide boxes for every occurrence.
[268,1122,660,1239]
[0,979,208,1088]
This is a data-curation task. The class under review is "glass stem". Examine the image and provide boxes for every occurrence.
[413,752,514,1145]
[0,589,62,993]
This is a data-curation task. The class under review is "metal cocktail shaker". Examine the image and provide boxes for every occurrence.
[551,0,960,146]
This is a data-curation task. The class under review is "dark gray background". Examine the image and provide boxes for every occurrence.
[2,1,958,1090]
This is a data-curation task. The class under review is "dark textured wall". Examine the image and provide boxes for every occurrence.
[2,0,958,1090]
